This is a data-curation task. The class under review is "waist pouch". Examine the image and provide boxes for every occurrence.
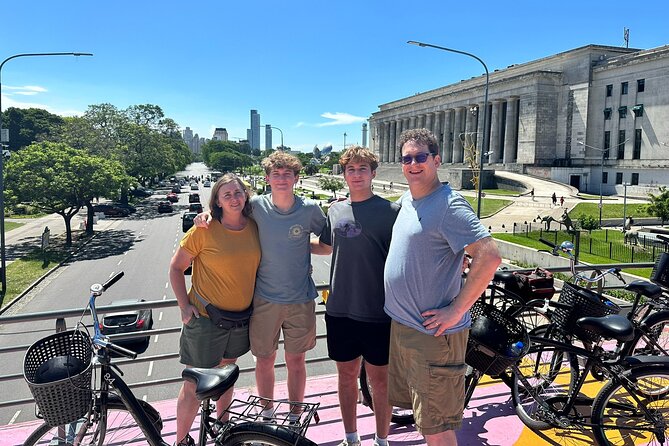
[194,291,252,329]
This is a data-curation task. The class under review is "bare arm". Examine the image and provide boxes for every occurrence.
[422,236,502,336]
[168,247,199,324]
[310,238,333,255]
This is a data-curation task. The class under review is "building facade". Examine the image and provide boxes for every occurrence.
[369,44,669,197]
[212,127,229,141]
[265,124,272,150]
[249,109,260,150]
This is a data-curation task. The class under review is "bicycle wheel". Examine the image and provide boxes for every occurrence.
[511,344,579,430]
[359,361,414,425]
[220,422,317,446]
[592,367,669,445]
[627,311,669,356]
[23,397,161,446]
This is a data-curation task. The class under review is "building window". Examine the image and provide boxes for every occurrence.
[606,84,613,97]
[618,130,626,159]
[618,106,627,118]
[616,172,623,184]
[631,173,639,185]
[632,104,644,117]
[604,108,612,120]
[633,129,642,159]
[637,79,645,93]
[604,131,610,158]
[602,172,608,184]
[621,82,628,95]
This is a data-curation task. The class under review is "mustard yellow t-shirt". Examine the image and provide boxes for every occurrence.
[180,218,261,315]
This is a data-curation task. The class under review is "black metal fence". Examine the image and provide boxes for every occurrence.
[512,224,669,263]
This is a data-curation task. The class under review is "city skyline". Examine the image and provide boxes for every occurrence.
[1,1,668,153]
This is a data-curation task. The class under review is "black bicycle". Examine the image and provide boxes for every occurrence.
[22,272,320,446]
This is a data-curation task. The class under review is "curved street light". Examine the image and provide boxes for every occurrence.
[0,52,93,294]
[407,41,489,218]
[270,126,284,150]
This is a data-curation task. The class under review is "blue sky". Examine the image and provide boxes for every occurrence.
[1,1,668,153]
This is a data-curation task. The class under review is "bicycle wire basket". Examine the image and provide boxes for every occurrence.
[465,300,530,376]
[552,282,621,343]
[23,330,93,426]
[651,252,669,290]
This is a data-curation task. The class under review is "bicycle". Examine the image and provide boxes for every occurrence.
[22,272,320,446]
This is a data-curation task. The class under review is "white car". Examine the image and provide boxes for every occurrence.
[203,180,211,187]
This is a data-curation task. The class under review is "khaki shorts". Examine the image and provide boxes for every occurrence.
[179,315,250,368]
[250,295,316,357]
[388,321,469,435]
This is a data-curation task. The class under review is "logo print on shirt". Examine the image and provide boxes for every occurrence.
[334,218,362,238]
[288,224,306,240]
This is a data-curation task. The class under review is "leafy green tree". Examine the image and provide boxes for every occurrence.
[318,177,345,198]
[321,151,341,169]
[1,107,64,151]
[304,163,319,176]
[647,186,669,226]
[5,142,128,245]
[577,214,599,232]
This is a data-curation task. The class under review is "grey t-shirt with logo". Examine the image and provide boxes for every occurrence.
[320,195,400,322]
[251,194,326,304]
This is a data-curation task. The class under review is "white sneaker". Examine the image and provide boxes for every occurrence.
[338,440,361,446]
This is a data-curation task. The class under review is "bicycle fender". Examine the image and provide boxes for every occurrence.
[638,310,669,333]
[624,356,669,368]
[226,422,318,446]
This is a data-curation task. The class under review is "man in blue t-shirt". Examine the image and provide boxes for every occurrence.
[314,146,399,446]
[384,129,501,445]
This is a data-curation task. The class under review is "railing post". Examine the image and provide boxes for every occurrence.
[56,318,66,333]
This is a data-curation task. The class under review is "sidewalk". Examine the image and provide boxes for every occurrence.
[3,373,596,446]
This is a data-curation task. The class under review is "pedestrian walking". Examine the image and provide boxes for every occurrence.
[551,192,557,206]
[560,196,565,207]
[530,188,535,201]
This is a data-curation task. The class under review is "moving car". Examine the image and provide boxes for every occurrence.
[92,204,130,217]
[190,183,199,191]
[100,299,153,348]
[182,211,198,232]
[189,203,203,214]
[158,201,173,213]
[171,185,181,194]
[166,192,179,203]
[203,180,211,187]
[189,193,200,203]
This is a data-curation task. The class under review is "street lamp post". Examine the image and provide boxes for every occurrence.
[623,182,629,229]
[270,126,284,150]
[0,52,93,294]
[343,132,347,152]
[407,40,489,218]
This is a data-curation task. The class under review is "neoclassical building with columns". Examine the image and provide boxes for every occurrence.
[369,43,669,197]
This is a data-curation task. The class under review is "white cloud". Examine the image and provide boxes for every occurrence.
[1,94,83,116]
[316,112,366,127]
[14,91,39,96]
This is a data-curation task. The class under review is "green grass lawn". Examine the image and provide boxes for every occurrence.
[6,221,23,232]
[464,197,512,218]
[570,203,650,219]
[482,188,520,196]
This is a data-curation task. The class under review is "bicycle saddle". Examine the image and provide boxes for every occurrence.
[576,314,634,342]
[182,364,240,401]
[624,280,663,299]
[493,270,515,285]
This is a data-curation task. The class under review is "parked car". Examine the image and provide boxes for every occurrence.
[130,187,154,198]
[112,202,136,213]
[92,204,130,217]
[189,203,203,214]
[189,193,200,203]
[100,299,153,347]
[158,201,173,213]
[182,211,198,232]
[166,192,179,203]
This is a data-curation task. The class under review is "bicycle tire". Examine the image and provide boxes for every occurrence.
[626,310,669,357]
[23,397,161,446]
[359,361,415,425]
[511,344,579,430]
[591,366,669,446]
[219,422,317,446]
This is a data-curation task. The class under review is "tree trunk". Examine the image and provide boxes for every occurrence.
[64,214,73,247]
[85,202,95,235]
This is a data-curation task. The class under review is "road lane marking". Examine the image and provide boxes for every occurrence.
[154,335,159,343]
[165,282,169,289]
[323,261,330,266]
[159,311,163,321]
[109,272,115,278]
[142,395,147,401]
[9,410,20,424]
[147,361,154,377]
[117,260,123,266]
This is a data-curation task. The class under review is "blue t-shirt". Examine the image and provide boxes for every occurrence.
[251,194,326,304]
[384,184,490,334]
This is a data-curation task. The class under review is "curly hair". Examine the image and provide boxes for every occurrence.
[261,151,302,175]
[339,146,378,171]
[209,173,253,222]
[398,128,440,155]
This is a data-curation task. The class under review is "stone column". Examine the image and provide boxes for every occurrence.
[388,121,397,163]
[418,114,426,129]
[409,116,417,130]
[442,109,453,162]
[489,100,502,164]
[384,121,392,163]
[425,112,434,135]
[464,106,477,161]
[452,107,465,163]
[393,119,402,163]
[377,122,386,162]
[504,97,519,163]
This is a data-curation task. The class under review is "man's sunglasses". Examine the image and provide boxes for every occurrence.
[400,152,433,165]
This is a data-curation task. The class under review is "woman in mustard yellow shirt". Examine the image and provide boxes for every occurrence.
[169,173,261,446]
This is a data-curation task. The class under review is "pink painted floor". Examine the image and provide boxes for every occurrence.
[4,373,603,445]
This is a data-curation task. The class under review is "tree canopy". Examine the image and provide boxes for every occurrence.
[647,186,669,225]
[0,107,64,151]
[318,177,346,198]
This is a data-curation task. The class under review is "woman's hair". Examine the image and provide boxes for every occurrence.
[209,173,253,222]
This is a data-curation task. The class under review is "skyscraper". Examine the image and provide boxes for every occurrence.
[250,109,260,150]
[265,124,272,150]
[212,128,228,141]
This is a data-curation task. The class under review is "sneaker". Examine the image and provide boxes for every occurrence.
[174,433,195,446]
[338,440,361,446]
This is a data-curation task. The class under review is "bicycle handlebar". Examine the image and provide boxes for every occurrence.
[102,271,124,291]
[96,338,138,360]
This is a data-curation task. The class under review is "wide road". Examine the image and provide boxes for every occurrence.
[0,163,335,426]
